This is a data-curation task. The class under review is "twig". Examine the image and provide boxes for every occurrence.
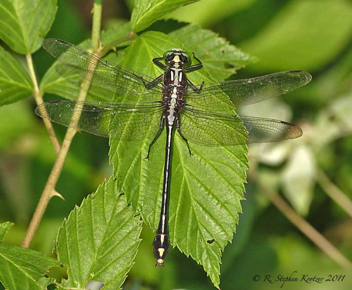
[100,33,136,56]
[249,170,352,269]
[316,169,352,218]
[22,76,97,247]
[22,0,103,248]
[91,0,102,51]
[26,53,61,154]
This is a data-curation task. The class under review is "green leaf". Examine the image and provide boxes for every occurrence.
[0,101,35,145]
[131,0,200,32]
[240,0,352,72]
[0,244,59,290]
[0,222,13,241]
[56,177,142,289]
[169,0,255,27]
[40,22,133,102]
[169,24,256,80]
[109,31,248,288]
[39,28,249,287]
[0,46,33,106]
[0,101,36,150]
[0,0,57,54]
[40,23,254,101]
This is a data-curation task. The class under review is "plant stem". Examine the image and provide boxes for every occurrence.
[316,169,352,218]
[22,0,103,248]
[91,0,102,51]
[100,33,136,56]
[26,53,61,155]
[21,128,78,247]
[22,75,98,248]
[249,170,352,269]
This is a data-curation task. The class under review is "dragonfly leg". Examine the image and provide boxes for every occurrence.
[143,73,163,89]
[145,116,165,160]
[185,52,203,70]
[185,52,204,92]
[187,79,204,93]
[144,57,168,89]
[176,118,193,156]
[153,57,167,69]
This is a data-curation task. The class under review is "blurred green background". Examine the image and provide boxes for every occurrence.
[1,0,352,289]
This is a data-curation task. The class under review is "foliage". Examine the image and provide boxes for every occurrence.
[0,47,32,106]
[0,0,352,289]
[0,0,57,54]
[0,223,59,289]
[107,31,249,286]
[56,177,142,289]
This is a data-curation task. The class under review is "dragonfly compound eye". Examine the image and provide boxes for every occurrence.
[163,50,175,62]
[180,52,190,63]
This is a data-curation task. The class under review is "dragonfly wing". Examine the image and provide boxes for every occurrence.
[240,115,302,144]
[186,71,312,108]
[43,39,163,98]
[36,100,163,140]
[180,106,302,146]
[180,107,248,146]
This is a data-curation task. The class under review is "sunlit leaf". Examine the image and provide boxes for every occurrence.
[170,0,255,27]
[0,244,59,290]
[109,31,248,288]
[0,222,13,241]
[40,22,133,102]
[170,24,256,80]
[56,177,142,289]
[0,46,33,106]
[38,28,250,288]
[240,0,352,72]
[131,0,200,32]
[0,0,57,54]
[0,101,36,151]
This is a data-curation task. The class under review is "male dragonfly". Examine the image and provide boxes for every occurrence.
[36,39,312,267]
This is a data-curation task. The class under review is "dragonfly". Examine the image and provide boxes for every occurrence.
[36,38,312,267]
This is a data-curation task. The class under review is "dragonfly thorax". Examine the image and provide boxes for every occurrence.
[163,54,188,126]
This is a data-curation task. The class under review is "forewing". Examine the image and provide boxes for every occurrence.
[35,100,163,140]
[186,71,312,109]
[180,105,302,146]
[43,39,163,98]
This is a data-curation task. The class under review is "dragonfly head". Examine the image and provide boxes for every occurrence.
[163,49,190,64]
